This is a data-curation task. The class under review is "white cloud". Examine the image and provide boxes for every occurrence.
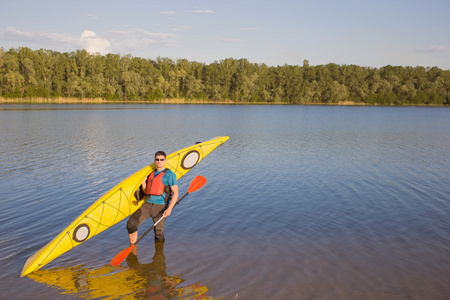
[189,10,215,14]
[108,29,178,52]
[159,11,176,15]
[218,36,244,43]
[2,27,111,54]
[80,30,111,54]
[4,26,76,45]
[87,14,99,21]
[172,25,191,32]
[412,45,450,53]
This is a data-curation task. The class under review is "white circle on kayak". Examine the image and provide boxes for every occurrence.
[181,150,200,169]
[73,224,90,243]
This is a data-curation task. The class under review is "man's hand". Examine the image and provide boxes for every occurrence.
[163,207,173,217]
[163,185,178,217]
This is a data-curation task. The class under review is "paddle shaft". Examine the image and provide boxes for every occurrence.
[133,191,189,246]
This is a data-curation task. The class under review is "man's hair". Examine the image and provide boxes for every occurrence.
[154,151,166,159]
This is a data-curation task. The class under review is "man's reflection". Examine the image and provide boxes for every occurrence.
[126,241,200,299]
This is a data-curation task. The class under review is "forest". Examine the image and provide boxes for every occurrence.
[1,47,449,105]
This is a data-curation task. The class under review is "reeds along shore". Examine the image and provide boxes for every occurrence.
[0,97,366,105]
[2,97,446,106]
[0,97,231,104]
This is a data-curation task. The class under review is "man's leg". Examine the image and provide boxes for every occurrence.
[127,202,152,244]
[150,203,167,241]
[129,231,138,245]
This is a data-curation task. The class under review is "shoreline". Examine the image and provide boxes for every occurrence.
[0,97,235,105]
[0,97,360,105]
[0,97,446,106]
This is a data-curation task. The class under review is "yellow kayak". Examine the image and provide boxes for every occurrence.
[21,136,229,277]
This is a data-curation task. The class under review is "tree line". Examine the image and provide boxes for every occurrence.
[1,47,449,105]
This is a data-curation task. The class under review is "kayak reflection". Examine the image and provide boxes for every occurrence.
[28,242,217,299]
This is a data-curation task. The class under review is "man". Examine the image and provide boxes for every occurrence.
[126,151,179,246]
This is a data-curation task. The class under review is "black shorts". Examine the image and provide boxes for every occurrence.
[126,202,166,239]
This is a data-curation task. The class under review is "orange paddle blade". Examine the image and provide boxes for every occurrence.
[110,245,134,266]
[188,176,207,193]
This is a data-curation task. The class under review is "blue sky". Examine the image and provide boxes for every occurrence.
[1,0,449,69]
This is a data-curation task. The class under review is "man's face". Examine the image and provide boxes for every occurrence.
[155,155,166,168]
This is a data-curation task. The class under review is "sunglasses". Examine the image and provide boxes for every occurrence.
[155,158,165,161]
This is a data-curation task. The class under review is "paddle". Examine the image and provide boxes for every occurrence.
[110,175,207,266]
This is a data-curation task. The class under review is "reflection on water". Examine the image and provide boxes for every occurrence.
[28,241,217,299]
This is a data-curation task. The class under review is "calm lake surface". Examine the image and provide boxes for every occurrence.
[1,104,449,300]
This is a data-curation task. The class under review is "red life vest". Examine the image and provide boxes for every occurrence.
[145,169,168,195]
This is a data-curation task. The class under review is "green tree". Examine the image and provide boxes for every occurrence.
[1,47,449,105]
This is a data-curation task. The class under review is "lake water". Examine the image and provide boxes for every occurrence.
[1,104,449,300]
